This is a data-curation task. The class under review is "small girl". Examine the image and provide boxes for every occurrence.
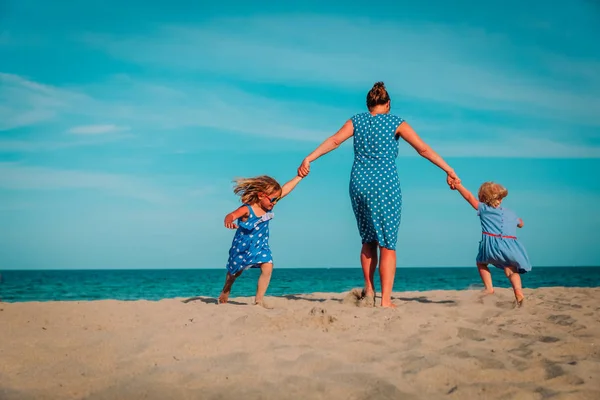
[218,174,303,306]
[455,181,532,306]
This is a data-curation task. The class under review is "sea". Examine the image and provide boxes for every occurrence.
[1,267,599,302]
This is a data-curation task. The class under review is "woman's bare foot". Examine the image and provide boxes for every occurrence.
[361,288,375,298]
[380,301,397,308]
[360,288,376,307]
[360,295,375,308]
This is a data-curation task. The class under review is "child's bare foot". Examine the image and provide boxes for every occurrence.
[476,289,494,301]
[254,300,273,309]
[515,293,525,308]
[218,272,238,304]
[474,289,495,304]
[218,292,229,304]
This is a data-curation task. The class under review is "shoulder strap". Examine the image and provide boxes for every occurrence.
[244,204,255,218]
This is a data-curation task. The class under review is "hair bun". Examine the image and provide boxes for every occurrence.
[366,82,390,110]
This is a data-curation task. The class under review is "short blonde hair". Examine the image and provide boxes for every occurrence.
[233,175,281,205]
[478,181,508,208]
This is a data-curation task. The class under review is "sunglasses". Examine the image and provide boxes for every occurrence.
[269,196,280,204]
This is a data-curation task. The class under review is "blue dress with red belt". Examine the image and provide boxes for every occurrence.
[476,203,532,274]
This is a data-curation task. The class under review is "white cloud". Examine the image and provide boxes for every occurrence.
[0,162,172,204]
[0,72,97,130]
[396,121,600,158]
[418,137,600,159]
[0,140,60,152]
[0,71,340,142]
[82,15,600,125]
[67,124,129,134]
[4,15,600,161]
[3,71,600,158]
[77,76,345,142]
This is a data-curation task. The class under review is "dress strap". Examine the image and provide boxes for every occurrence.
[244,204,256,218]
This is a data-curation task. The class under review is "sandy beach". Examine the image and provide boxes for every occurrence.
[1,287,599,400]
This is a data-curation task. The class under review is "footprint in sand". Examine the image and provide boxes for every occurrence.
[342,288,375,308]
[477,357,506,369]
[308,307,336,325]
[508,343,534,358]
[544,360,566,380]
[538,335,560,343]
[547,314,576,326]
[456,327,486,342]
[495,300,518,309]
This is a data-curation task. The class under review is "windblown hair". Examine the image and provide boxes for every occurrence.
[366,81,390,111]
[478,181,508,208]
[233,175,281,204]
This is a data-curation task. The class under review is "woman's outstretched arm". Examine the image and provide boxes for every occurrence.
[298,120,354,177]
[396,121,460,187]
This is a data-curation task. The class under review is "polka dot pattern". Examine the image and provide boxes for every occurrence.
[349,112,404,250]
[226,205,273,274]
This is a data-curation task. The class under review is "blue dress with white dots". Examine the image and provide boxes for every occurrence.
[226,205,274,275]
[350,112,405,250]
[476,203,532,273]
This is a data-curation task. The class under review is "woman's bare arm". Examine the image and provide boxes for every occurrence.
[396,122,460,187]
[298,120,354,177]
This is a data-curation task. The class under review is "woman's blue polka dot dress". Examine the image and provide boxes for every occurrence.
[350,112,405,250]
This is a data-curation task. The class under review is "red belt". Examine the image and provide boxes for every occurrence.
[483,232,517,239]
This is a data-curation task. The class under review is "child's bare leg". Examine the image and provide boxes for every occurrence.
[504,266,524,304]
[254,263,273,305]
[379,247,397,308]
[218,271,241,304]
[477,263,494,294]
[360,241,378,297]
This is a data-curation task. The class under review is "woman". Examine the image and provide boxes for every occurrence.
[297,82,460,308]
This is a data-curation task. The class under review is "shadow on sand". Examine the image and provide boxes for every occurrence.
[394,296,456,305]
[181,296,247,306]
[278,294,344,303]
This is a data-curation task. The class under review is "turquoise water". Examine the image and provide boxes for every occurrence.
[1,267,599,302]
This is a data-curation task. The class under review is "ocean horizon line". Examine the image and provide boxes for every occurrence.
[2,267,599,303]
[2,265,599,272]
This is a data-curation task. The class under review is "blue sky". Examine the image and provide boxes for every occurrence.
[1,0,599,269]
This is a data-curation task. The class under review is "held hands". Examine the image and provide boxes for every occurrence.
[297,158,310,178]
[446,170,461,190]
[224,214,238,229]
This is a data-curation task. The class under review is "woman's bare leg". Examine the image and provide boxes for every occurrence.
[379,247,397,308]
[361,241,378,297]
